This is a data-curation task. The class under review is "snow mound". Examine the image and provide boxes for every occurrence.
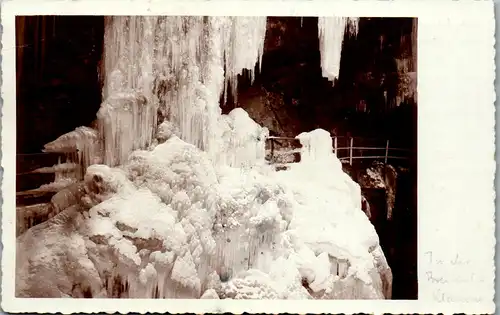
[17,16,393,299]
[17,122,391,299]
[214,108,269,168]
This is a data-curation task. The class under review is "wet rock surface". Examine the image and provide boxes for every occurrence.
[344,161,417,299]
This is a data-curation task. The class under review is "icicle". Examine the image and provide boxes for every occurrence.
[223,17,267,105]
[100,17,159,166]
[101,16,266,161]
[318,17,359,84]
[43,126,102,180]
[346,17,359,37]
[97,92,156,166]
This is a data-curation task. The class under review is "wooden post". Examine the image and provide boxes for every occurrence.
[385,140,389,164]
[270,139,275,161]
[333,137,337,155]
[349,137,353,166]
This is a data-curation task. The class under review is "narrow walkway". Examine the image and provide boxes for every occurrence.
[266,135,414,166]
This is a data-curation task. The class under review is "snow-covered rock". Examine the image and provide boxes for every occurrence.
[17,124,392,299]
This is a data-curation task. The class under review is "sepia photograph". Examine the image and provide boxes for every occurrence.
[13,15,418,300]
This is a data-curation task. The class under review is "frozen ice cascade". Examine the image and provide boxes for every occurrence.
[17,17,392,299]
[318,17,359,84]
[100,16,268,166]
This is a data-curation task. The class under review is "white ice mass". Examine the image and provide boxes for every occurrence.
[17,16,392,299]
[318,17,359,83]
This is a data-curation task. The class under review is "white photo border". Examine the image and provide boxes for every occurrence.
[1,0,496,313]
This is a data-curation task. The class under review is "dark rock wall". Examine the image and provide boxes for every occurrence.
[346,162,417,300]
[16,16,104,154]
[390,167,418,299]
[234,17,417,149]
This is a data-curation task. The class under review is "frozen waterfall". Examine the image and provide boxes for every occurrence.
[100,16,267,165]
[17,16,392,300]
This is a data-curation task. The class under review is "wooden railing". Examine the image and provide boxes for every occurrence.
[17,136,414,173]
[267,136,414,165]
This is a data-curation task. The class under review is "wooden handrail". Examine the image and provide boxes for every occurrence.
[387,147,413,152]
[17,150,78,156]
[267,136,298,140]
[266,137,413,151]
[267,135,398,142]
[17,152,56,156]
[329,146,413,152]
[267,135,414,165]
[269,146,413,153]
[338,156,410,160]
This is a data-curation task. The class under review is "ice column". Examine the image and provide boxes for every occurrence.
[222,17,267,105]
[153,17,208,150]
[100,16,267,165]
[97,92,157,166]
[296,129,338,166]
[102,16,157,99]
[318,17,359,84]
[297,129,361,209]
[100,17,159,166]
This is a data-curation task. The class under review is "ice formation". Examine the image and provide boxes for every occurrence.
[100,17,267,165]
[27,163,80,192]
[214,108,269,167]
[17,122,391,299]
[97,92,157,166]
[18,16,392,300]
[318,17,359,83]
[43,126,102,178]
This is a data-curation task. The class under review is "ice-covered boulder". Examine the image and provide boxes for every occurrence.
[214,108,269,168]
[43,126,102,172]
[16,206,105,298]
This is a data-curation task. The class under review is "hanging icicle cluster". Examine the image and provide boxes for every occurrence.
[97,92,157,166]
[99,17,160,166]
[99,16,358,165]
[100,17,267,166]
[41,16,359,170]
[318,17,359,84]
[43,126,102,179]
[222,17,267,104]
